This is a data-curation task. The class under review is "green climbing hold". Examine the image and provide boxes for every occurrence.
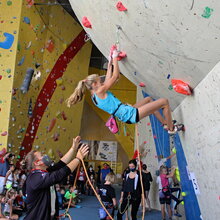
[17,42,21,51]
[17,155,20,159]
[168,85,173,90]
[6,69,11,74]
[7,1,12,6]
[201,7,214,19]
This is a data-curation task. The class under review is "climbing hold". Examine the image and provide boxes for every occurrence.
[171,79,192,95]
[1,131,8,136]
[172,147,177,154]
[48,118,56,132]
[35,62,41,68]
[167,74,171,79]
[0,148,6,156]
[116,1,127,11]
[153,135,157,139]
[0,75,2,80]
[168,84,173,90]
[26,41,32,49]
[20,68,34,93]
[62,111,67,120]
[147,122,151,126]
[182,192,187,197]
[53,133,59,141]
[117,51,127,61]
[18,56,25,66]
[201,7,214,19]
[7,1,12,6]
[28,98,33,117]
[26,0,35,7]
[46,39,55,53]
[0,32,14,49]
[23,17,30,24]
[139,82,146,87]
[82,16,92,28]
[56,77,63,86]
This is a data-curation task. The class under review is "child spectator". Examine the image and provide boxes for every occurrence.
[77,167,86,194]
[99,173,116,220]
[86,174,96,196]
[4,165,15,191]
[64,186,77,207]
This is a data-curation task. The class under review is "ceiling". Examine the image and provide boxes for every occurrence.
[68,0,220,109]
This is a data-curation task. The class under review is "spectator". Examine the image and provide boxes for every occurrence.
[87,165,95,178]
[4,165,15,191]
[22,136,89,220]
[100,163,111,182]
[96,165,101,188]
[0,152,14,194]
[77,167,86,194]
[142,164,153,211]
[86,174,96,196]
[64,186,77,207]
[99,173,116,220]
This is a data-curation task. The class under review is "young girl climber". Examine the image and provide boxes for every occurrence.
[67,49,179,134]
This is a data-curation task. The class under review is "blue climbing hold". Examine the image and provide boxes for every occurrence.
[18,56,25,66]
[0,32,14,49]
[23,17,30,24]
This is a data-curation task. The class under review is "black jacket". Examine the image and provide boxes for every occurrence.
[23,160,71,220]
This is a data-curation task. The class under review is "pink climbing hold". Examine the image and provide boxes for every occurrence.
[109,45,127,61]
[82,16,92,28]
[117,51,127,61]
[139,82,146,87]
[116,1,127,11]
[171,79,192,95]
[1,131,8,136]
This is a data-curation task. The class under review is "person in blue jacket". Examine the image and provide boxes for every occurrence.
[22,136,89,220]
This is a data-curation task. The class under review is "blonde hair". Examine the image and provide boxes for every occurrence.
[66,74,99,107]
[105,172,115,183]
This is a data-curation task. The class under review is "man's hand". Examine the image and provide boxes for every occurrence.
[72,136,81,150]
[76,144,89,160]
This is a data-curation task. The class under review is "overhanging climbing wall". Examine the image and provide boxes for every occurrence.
[69,0,220,109]
[2,1,92,160]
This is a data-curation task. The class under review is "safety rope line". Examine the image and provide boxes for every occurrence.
[135,124,145,220]
[62,164,81,219]
[80,158,114,220]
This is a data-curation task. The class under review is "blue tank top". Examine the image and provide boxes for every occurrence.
[92,91,122,115]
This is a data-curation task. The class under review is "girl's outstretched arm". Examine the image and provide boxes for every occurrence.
[105,59,113,81]
[98,56,120,93]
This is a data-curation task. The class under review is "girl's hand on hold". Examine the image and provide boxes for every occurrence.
[72,136,81,150]
[76,144,89,160]
[112,50,119,59]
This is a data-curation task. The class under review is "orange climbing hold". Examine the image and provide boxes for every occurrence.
[116,1,127,11]
[82,16,92,28]
[171,79,192,95]
[48,118,56,132]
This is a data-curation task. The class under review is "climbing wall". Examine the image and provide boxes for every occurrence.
[3,1,92,160]
[69,0,220,109]
[173,62,220,220]
[0,0,23,151]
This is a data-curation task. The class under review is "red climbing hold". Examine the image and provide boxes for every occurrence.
[117,51,127,61]
[0,75,2,80]
[82,16,92,28]
[139,82,146,87]
[116,1,127,11]
[1,131,8,136]
[0,148,6,156]
[171,79,192,95]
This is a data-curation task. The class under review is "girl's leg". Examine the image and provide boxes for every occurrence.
[145,191,151,211]
[117,199,130,220]
[131,199,141,220]
[161,204,166,219]
[138,98,174,131]
[167,204,172,218]
[133,97,166,125]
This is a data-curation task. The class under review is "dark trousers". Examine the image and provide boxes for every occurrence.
[77,180,85,194]
[117,197,141,220]
[170,187,181,209]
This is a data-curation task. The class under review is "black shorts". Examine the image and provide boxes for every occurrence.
[159,196,171,205]
[159,190,171,205]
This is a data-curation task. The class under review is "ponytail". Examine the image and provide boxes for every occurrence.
[66,80,86,107]
[66,74,99,107]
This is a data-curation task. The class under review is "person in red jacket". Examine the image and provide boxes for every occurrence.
[77,166,86,194]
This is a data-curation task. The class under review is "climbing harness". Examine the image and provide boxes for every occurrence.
[135,124,145,220]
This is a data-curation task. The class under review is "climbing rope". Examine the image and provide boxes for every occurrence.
[135,124,145,220]
[118,194,131,215]
[80,158,114,220]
